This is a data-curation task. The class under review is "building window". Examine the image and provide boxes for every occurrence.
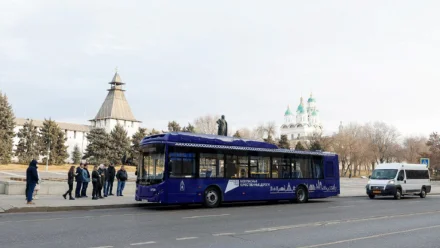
[74,131,77,139]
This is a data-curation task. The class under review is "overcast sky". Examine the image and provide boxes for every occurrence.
[1,1,439,137]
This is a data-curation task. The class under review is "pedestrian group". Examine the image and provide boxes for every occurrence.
[65,163,128,200]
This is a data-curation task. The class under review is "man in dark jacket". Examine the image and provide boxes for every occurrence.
[26,160,39,204]
[116,165,128,196]
[75,163,84,198]
[106,164,116,196]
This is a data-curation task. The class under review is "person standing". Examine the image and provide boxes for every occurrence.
[106,164,116,196]
[26,160,39,204]
[75,163,84,198]
[103,164,110,197]
[91,165,100,200]
[97,164,105,198]
[63,166,75,200]
[81,164,90,197]
[116,165,128,196]
[33,164,41,200]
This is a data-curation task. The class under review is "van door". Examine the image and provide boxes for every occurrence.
[396,170,408,194]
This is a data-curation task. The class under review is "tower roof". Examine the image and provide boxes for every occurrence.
[91,71,140,122]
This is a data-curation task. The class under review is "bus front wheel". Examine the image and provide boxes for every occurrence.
[295,186,308,203]
[204,187,221,208]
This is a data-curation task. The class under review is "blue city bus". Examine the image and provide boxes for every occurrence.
[135,132,340,207]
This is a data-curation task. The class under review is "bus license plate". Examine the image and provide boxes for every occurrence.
[373,190,381,194]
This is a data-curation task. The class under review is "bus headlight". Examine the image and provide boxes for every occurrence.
[150,188,156,192]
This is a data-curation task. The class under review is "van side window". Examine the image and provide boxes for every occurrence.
[397,170,404,181]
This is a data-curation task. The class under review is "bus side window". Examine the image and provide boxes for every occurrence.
[313,159,324,179]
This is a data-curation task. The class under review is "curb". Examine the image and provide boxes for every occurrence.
[2,203,156,214]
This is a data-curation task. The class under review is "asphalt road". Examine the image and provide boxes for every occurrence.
[1,195,440,248]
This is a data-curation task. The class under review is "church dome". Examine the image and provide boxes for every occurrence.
[284,105,293,116]
[307,93,316,103]
[297,104,305,113]
[312,110,318,116]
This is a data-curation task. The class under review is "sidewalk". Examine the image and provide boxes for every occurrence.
[2,185,439,213]
[0,194,149,213]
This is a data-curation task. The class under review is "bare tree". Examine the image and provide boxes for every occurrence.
[255,122,277,140]
[194,115,220,135]
[402,136,429,163]
[365,122,400,166]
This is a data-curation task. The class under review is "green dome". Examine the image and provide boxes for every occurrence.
[284,107,293,116]
[312,110,318,116]
[307,97,315,103]
[297,104,305,113]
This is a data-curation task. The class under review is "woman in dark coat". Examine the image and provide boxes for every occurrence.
[63,166,75,200]
[92,165,101,200]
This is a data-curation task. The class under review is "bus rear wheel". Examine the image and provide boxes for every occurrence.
[295,186,308,203]
[204,187,221,208]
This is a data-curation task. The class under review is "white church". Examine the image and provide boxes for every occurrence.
[13,71,141,163]
[280,93,323,142]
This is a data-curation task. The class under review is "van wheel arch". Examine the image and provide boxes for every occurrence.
[203,185,223,208]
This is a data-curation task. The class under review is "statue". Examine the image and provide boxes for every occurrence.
[217,115,228,136]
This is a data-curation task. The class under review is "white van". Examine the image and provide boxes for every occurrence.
[366,163,431,199]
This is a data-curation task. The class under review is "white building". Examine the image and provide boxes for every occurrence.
[280,93,323,142]
[12,71,140,163]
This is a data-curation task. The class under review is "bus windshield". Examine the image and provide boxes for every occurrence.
[139,144,165,184]
[371,169,398,180]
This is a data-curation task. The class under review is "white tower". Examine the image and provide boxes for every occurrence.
[296,97,308,125]
[89,70,141,137]
[284,105,294,124]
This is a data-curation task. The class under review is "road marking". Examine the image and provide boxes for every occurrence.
[89,246,113,248]
[0,171,25,177]
[130,241,156,246]
[297,224,440,248]
[327,205,355,209]
[176,237,198,241]
[183,213,230,219]
[213,233,236,236]
[236,210,440,235]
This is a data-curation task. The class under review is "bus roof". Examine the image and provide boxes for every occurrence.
[140,132,337,157]
[375,163,428,170]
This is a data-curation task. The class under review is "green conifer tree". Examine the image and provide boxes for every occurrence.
[83,128,110,165]
[71,144,82,164]
[167,121,181,132]
[295,141,306,151]
[182,123,195,133]
[233,131,241,138]
[15,120,40,163]
[39,119,68,165]
[131,127,147,166]
[0,92,15,164]
[109,124,130,165]
[309,140,322,151]
[278,134,290,149]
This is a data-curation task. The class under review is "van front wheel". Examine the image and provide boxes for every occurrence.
[394,189,402,200]
[420,188,427,198]
[368,194,375,199]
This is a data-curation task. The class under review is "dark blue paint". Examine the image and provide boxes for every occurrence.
[136,133,340,204]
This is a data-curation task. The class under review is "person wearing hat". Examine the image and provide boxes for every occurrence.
[26,160,39,204]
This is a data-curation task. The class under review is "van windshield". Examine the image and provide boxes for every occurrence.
[371,169,398,180]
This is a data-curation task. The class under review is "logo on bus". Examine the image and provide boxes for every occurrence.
[180,180,185,191]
